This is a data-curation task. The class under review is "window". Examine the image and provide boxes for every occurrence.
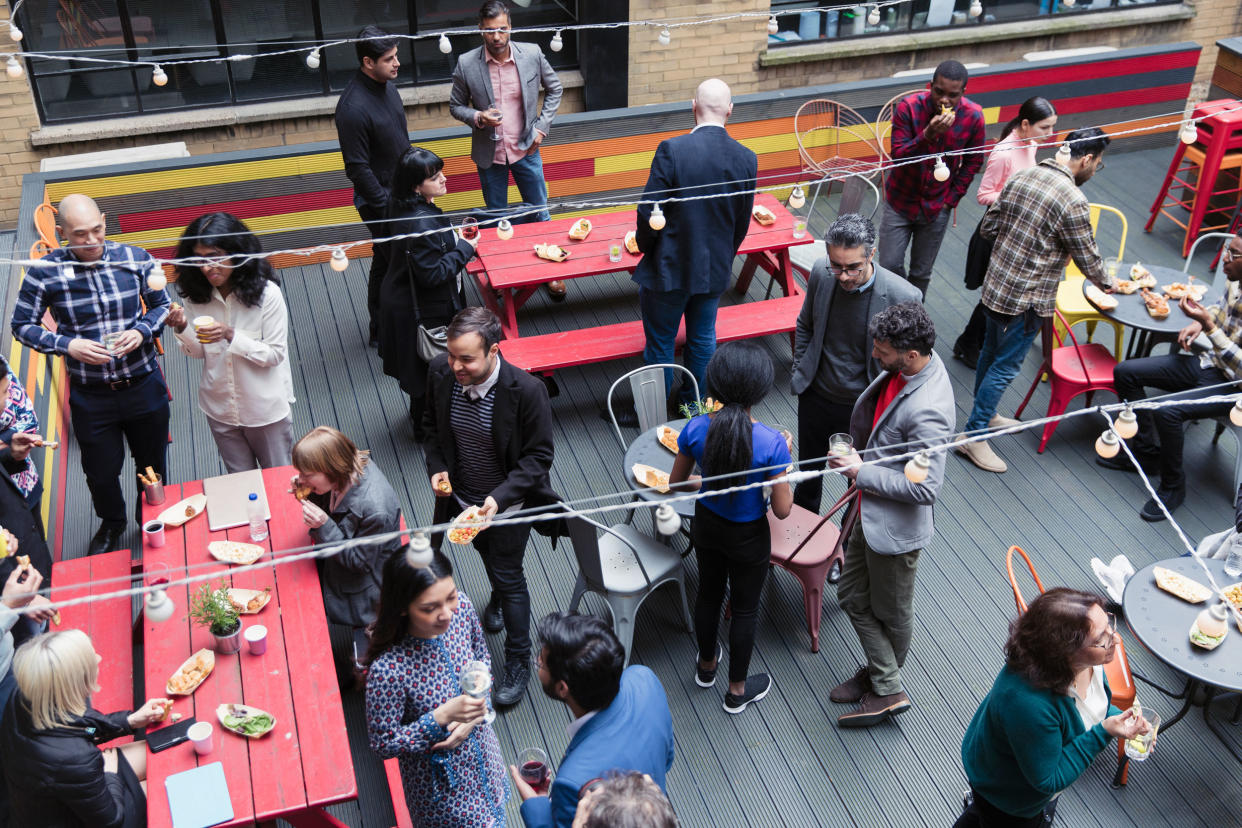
[19,0,578,124]
[766,0,1178,44]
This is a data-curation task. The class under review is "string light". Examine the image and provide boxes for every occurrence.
[658,28,671,46]
[1095,429,1120,459]
[933,155,950,182]
[1114,406,1138,440]
[787,186,806,209]
[904,452,931,484]
[1231,398,1242,427]
[867,5,881,25]
[1056,143,1072,164]
[496,219,513,240]
[151,64,167,86]
[655,503,681,536]
[305,49,320,70]
[1180,121,1199,145]
[438,33,452,54]
[147,272,167,291]
[8,24,22,42]
[768,16,779,34]
[550,29,563,52]
[329,248,349,271]
[6,55,23,79]
[405,531,433,569]
[145,588,176,622]
[969,0,983,17]
[648,203,666,230]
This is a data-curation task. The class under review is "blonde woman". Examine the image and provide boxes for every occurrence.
[290,426,404,630]
[0,630,169,828]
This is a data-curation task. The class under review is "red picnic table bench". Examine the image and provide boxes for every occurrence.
[140,466,356,828]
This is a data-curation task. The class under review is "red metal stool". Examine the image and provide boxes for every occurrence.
[1146,99,1242,256]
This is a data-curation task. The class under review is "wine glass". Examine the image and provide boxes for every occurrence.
[518,746,550,793]
[459,660,496,725]
[459,217,479,241]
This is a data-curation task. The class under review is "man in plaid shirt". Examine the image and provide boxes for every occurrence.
[1100,234,1242,521]
[957,128,1113,475]
[878,60,985,298]
[10,194,171,556]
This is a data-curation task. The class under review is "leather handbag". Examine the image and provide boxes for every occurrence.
[415,322,448,362]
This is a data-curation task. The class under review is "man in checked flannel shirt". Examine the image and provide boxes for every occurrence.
[1100,233,1242,521]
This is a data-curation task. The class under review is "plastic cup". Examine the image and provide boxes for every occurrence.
[244,624,268,655]
[143,520,165,548]
[101,329,124,354]
[518,746,550,793]
[192,315,215,344]
[188,721,214,755]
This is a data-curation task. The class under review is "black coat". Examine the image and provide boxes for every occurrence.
[378,199,474,397]
[0,450,50,586]
[0,695,136,828]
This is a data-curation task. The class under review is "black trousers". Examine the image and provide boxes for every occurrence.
[473,520,533,664]
[68,371,169,528]
[692,502,770,684]
[357,203,391,339]
[793,387,855,514]
[953,790,1057,828]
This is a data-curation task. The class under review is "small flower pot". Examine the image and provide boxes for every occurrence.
[212,623,243,655]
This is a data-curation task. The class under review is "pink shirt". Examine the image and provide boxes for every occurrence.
[975,131,1039,206]
[485,51,525,166]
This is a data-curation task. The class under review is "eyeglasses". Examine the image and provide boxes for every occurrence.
[826,263,868,277]
[1089,612,1117,649]
[1224,247,1240,263]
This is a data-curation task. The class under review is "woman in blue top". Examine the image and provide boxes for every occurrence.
[955,588,1148,827]
[669,341,792,714]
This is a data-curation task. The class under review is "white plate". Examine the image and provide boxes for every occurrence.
[632,463,670,494]
[157,494,208,527]
[166,648,215,696]
[225,587,271,614]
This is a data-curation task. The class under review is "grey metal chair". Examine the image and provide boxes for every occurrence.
[606,363,700,451]
[564,510,693,667]
[788,175,882,279]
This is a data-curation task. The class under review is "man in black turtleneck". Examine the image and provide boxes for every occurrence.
[334,25,409,347]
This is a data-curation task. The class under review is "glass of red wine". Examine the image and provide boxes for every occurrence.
[518,746,550,793]
[146,562,171,588]
[459,218,479,241]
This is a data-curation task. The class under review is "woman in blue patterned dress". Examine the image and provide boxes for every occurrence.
[364,549,507,827]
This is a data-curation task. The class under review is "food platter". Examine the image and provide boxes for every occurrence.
[158,494,207,527]
[447,506,486,545]
[656,425,680,454]
[166,649,215,696]
[216,703,276,739]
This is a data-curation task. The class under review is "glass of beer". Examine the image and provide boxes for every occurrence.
[829,433,854,457]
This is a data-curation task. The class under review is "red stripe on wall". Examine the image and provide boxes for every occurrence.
[968,50,1200,95]
[118,188,357,234]
[991,82,1192,123]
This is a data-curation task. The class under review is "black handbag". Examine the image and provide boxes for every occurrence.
[964,219,994,291]
[407,252,462,363]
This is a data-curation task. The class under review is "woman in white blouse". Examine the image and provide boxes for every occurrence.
[166,212,295,473]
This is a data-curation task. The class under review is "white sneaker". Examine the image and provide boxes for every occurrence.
[956,436,1008,473]
[989,414,1022,429]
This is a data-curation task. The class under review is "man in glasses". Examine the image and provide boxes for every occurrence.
[790,213,922,513]
[1100,233,1242,521]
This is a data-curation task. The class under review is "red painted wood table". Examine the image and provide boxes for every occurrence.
[465,192,811,340]
[142,466,355,828]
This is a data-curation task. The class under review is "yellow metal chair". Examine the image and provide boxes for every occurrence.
[1054,203,1127,360]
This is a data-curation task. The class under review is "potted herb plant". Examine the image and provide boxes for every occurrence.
[189,582,242,654]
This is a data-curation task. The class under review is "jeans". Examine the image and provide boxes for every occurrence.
[473,520,533,664]
[68,371,170,527]
[793,387,856,513]
[837,523,920,696]
[1113,354,1234,494]
[693,503,770,684]
[964,309,1042,433]
[476,150,550,223]
[877,203,952,298]
[638,288,721,406]
[356,202,391,339]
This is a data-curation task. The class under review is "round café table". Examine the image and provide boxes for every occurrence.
[623,419,695,521]
[1082,262,1220,359]
[1122,555,1242,772]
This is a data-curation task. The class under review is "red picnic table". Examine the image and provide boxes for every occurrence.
[466,192,812,340]
[141,466,355,828]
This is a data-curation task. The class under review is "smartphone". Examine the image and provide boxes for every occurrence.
[146,717,196,752]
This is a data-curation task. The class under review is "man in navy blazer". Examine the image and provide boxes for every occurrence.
[633,78,757,405]
[512,612,675,828]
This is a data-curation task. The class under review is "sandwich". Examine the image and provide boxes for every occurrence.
[568,219,592,241]
[752,205,776,226]
[1129,262,1156,288]
[624,230,639,255]
[1114,279,1139,295]
[940,103,953,116]
[1189,605,1228,650]
[292,481,312,501]
[1141,289,1169,320]
[1153,566,1212,603]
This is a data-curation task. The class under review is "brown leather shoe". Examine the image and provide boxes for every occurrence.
[837,690,911,728]
[545,280,567,302]
[829,667,872,704]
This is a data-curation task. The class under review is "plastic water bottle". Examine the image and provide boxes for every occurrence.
[1225,534,1242,578]
[247,492,268,542]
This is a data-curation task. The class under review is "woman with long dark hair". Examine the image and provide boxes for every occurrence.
[668,341,792,714]
[952,97,1058,369]
[364,550,507,827]
[379,147,479,440]
[166,212,295,472]
[954,589,1148,827]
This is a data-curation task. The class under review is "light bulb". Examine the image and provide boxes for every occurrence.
[1180,122,1198,145]
[439,33,452,54]
[1231,399,1242,427]
[933,155,950,182]
[147,272,167,291]
[6,55,23,79]
[329,248,349,272]
[496,219,513,240]
[648,203,666,231]
[788,186,806,209]
[658,28,671,46]
[1095,429,1120,459]
[9,25,22,42]
[1056,143,1072,164]
[867,5,881,25]
[1114,406,1138,440]
[145,589,176,623]
[305,49,320,70]
[1062,0,1076,6]
[969,0,983,16]
[405,531,433,569]
[550,30,563,52]
[152,64,167,86]
[904,452,931,484]
[655,503,681,536]
[768,15,779,34]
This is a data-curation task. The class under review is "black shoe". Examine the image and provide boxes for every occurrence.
[482,598,505,634]
[1097,451,1160,474]
[1140,488,1185,522]
[603,403,639,429]
[494,659,530,706]
[952,338,979,370]
[87,522,125,557]
[695,643,723,688]
[545,281,567,302]
[723,673,772,714]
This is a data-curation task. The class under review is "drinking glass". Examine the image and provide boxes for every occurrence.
[518,746,550,792]
[1124,708,1159,761]
[609,243,623,263]
[146,561,171,588]
[829,432,854,456]
[489,106,503,141]
[1105,256,1119,280]
[101,329,124,354]
[459,660,496,725]
[792,217,808,239]
[459,218,479,241]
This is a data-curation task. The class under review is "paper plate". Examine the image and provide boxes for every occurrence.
[208,540,266,566]
[216,703,276,739]
[158,494,208,527]
[632,463,670,494]
[656,425,680,454]
[225,587,271,614]
[166,649,215,696]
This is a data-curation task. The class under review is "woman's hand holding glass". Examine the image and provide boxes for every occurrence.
[433,694,487,729]
[1102,706,1147,740]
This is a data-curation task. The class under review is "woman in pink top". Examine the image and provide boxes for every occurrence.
[952,98,1058,369]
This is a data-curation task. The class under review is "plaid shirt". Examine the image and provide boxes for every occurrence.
[980,159,1112,317]
[10,241,170,384]
[1207,280,1242,379]
[884,90,986,221]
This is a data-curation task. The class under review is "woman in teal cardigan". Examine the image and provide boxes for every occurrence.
[955,588,1149,827]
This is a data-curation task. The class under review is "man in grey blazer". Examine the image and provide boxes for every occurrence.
[827,301,955,728]
[790,213,922,514]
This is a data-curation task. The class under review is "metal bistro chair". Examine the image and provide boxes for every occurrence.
[565,510,693,668]
[1006,545,1137,787]
[1054,203,1128,363]
[876,88,925,193]
[794,99,884,232]
[788,175,882,279]
[606,363,699,452]
[33,200,58,249]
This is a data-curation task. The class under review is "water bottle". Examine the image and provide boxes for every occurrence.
[1225,534,1242,578]
[247,492,268,542]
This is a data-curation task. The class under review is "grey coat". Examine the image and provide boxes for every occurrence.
[448,41,563,169]
[310,461,403,628]
[848,352,955,555]
[790,262,922,396]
